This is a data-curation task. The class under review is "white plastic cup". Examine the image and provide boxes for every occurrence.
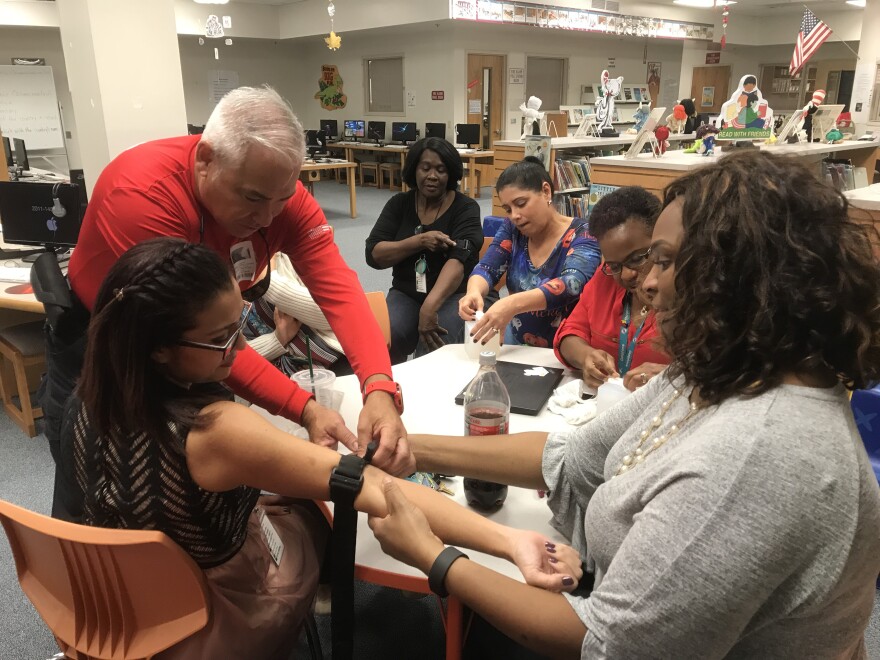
[291,368,343,411]
[464,311,502,359]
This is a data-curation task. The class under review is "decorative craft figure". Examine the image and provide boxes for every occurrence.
[653,125,670,155]
[595,70,624,136]
[718,74,773,140]
[666,104,687,134]
[519,96,545,139]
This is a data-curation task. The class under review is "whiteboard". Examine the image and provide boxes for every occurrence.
[0,65,64,150]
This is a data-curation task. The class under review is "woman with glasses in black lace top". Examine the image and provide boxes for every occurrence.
[56,237,584,658]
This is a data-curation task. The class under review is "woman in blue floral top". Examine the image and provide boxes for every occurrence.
[460,157,601,347]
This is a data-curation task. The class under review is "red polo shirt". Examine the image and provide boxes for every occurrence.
[553,270,669,371]
[69,135,390,420]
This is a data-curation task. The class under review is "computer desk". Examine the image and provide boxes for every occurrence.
[327,142,411,191]
[300,159,358,218]
[456,149,494,199]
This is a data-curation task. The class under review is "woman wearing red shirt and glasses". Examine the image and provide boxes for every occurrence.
[554,187,670,392]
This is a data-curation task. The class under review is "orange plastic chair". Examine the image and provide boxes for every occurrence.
[0,499,209,659]
[365,291,392,348]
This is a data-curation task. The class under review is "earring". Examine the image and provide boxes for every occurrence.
[547,199,551,206]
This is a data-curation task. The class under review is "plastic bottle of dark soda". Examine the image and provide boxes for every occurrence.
[463,351,510,509]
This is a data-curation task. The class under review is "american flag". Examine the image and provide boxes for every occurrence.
[790,9,832,77]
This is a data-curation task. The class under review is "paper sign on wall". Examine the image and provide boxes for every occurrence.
[509,67,524,84]
[468,99,482,114]
[407,91,416,108]
[209,70,239,105]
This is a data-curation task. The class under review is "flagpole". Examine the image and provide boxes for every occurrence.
[803,4,860,60]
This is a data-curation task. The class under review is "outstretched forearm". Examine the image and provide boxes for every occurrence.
[445,559,586,658]
[409,432,549,490]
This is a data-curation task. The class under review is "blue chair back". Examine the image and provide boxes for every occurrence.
[851,387,880,484]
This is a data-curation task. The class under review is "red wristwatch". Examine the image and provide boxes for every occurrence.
[362,380,404,414]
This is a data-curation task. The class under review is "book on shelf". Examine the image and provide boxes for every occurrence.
[554,193,588,218]
[553,157,591,192]
[588,183,619,212]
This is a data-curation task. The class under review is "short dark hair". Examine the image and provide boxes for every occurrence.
[588,186,661,241]
[77,238,236,442]
[660,150,880,404]
[402,137,463,190]
[496,156,554,195]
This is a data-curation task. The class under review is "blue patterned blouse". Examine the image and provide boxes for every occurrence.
[472,217,600,347]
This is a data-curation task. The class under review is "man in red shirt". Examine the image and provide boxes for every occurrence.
[44,88,411,511]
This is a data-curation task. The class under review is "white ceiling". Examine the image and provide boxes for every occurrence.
[228,0,304,4]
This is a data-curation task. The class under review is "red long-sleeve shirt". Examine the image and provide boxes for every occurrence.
[69,135,391,421]
[553,270,669,371]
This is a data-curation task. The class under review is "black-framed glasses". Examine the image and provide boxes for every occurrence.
[176,301,253,359]
[601,249,651,276]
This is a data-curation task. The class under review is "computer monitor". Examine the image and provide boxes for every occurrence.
[0,181,87,253]
[425,123,446,140]
[343,119,365,139]
[455,123,481,149]
[367,121,386,143]
[305,129,328,157]
[187,124,204,135]
[68,169,89,204]
[2,136,12,168]
[12,138,29,171]
[320,119,338,139]
[392,122,417,144]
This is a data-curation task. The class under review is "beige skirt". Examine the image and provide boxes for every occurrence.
[157,497,329,660]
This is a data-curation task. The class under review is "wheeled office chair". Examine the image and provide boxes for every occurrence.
[29,252,73,332]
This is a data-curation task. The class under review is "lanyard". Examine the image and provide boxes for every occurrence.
[617,293,647,376]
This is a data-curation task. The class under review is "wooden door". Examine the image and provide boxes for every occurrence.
[466,54,505,150]
[690,66,730,114]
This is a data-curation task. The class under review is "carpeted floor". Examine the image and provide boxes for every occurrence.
[1,179,879,659]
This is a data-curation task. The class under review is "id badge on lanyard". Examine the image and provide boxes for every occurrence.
[415,255,428,293]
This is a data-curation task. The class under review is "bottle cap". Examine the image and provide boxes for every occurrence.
[479,351,497,365]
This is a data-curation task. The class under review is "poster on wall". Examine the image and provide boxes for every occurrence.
[701,86,715,108]
[314,65,347,111]
[646,62,661,107]
[209,70,239,105]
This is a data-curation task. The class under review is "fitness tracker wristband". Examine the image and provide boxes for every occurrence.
[362,380,404,414]
[428,546,469,598]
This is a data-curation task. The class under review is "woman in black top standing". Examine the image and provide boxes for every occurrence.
[366,137,484,364]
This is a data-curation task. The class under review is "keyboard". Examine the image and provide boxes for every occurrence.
[384,144,407,150]
[0,266,32,283]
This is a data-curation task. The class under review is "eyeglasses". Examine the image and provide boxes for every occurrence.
[176,301,253,359]
[601,249,651,276]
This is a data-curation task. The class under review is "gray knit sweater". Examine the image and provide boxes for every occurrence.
[543,373,880,659]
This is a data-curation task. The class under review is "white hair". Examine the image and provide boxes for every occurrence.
[201,85,305,170]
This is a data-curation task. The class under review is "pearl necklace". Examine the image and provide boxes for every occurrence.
[614,390,701,477]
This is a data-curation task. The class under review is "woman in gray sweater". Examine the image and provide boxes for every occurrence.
[369,150,880,659]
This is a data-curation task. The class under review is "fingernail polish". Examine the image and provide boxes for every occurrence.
[548,557,558,564]
[562,576,574,586]
[546,547,556,554]
[544,541,555,548]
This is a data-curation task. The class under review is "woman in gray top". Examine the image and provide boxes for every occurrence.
[368,150,880,659]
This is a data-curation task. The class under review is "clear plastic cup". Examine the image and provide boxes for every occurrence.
[291,368,343,411]
[464,311,502,359]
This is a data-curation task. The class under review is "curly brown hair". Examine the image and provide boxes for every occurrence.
[660,150,880,404]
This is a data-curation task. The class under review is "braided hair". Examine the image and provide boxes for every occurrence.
[77,237,235,443]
